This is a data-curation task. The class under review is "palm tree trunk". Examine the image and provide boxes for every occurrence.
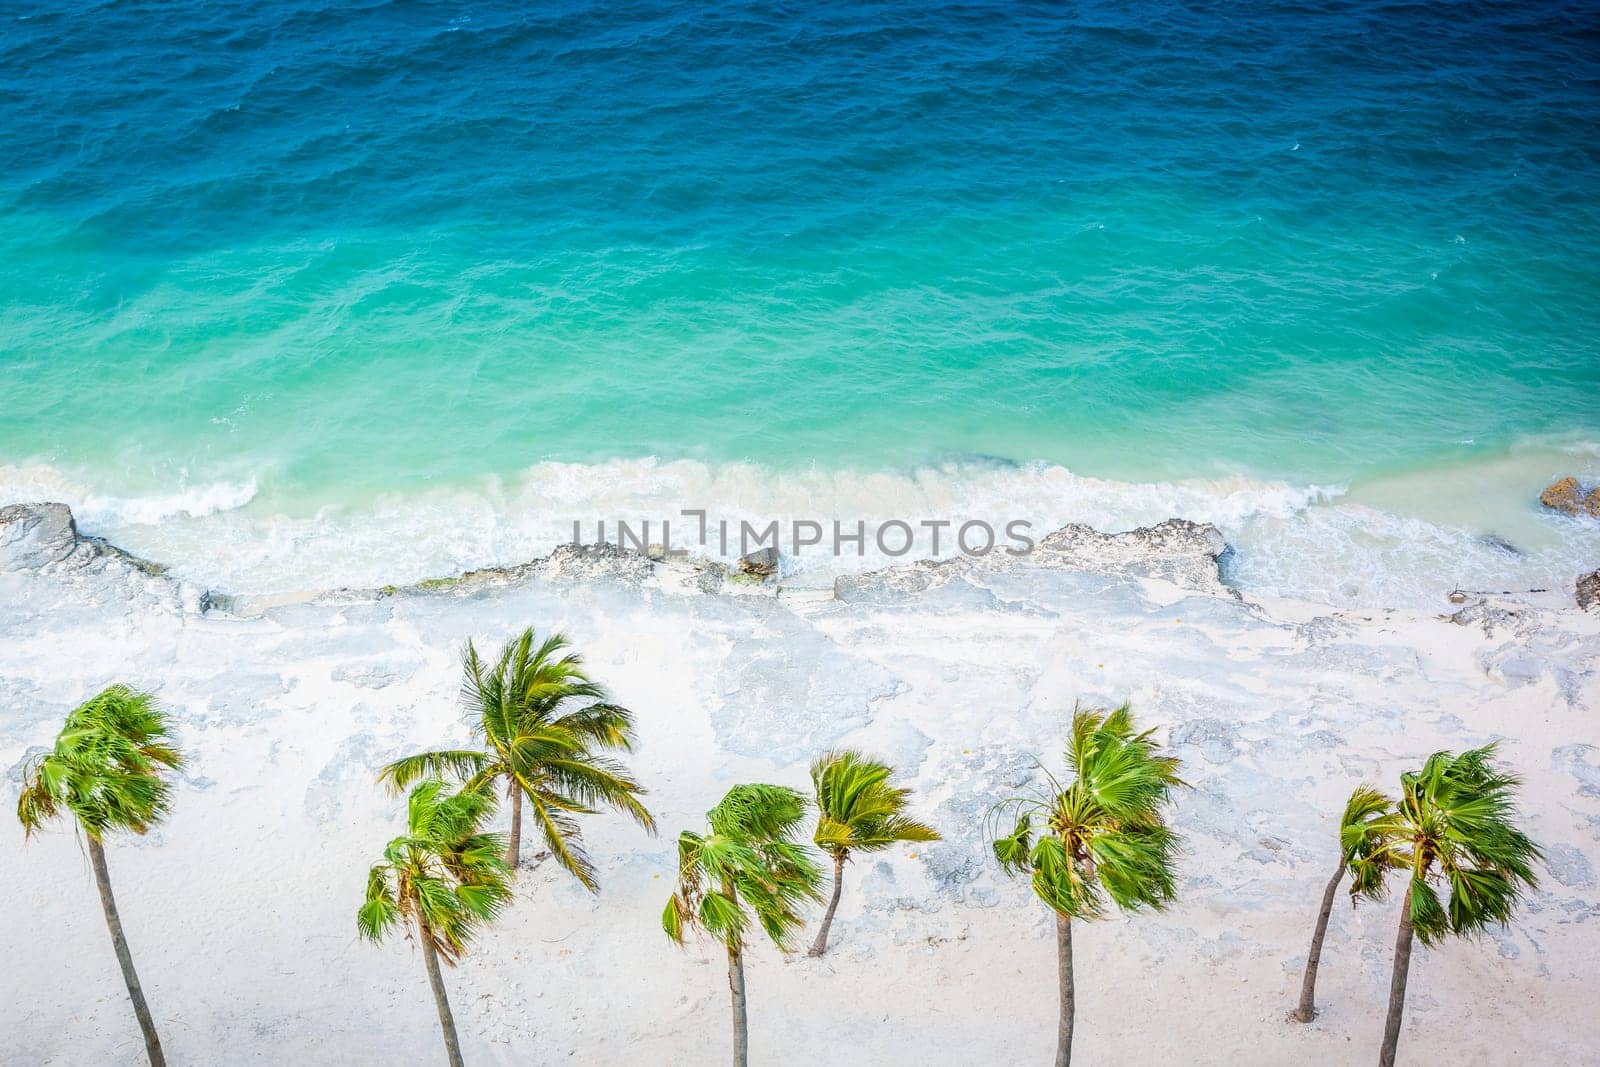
[727,940,749,1067]
[1378,887,1415,1067]
[807,853,846,957]
[419,926,465,1067]
[1056,911,1074,1067]
[1294,862,1346,1022]
[86,835,166,1067]
[506,783,522,870]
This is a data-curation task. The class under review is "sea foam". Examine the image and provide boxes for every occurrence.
[3,456,1594,611]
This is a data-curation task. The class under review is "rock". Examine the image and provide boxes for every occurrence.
[1029,519,1235,596]
[332,661,418,689]
[0,501,168,578]
[1448,597,1529,636]
[0,503,80,570]
[1540,477,1600,518]
[833,557,964,602]
[366,540,729,600]
[1551,744,1600,799]
[535,542,657,585]
[407,541,659,592]
[737,546,779,578]
[835,518,1236,602]
[1578,569,1600,612]
[1477,533,1521,556]
[304,732,401,826]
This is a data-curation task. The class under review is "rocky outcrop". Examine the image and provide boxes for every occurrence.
[362,540,728,601]
[0,502,225,614]
[0,502,165,576]
[1031,518,1231,592]
[1579,569,1600,613]
[0,502,78,569]
[1540,477,1600,518]
[835,518,1235,601]
[1448,596,1532,636]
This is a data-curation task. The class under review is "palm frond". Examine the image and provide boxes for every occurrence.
[993,813,1034,876]
[810,749,940,857]
[663,783,822,952]
[993,704,1183,922]
[1346,747,1540,940]
[526,791,598,891]
[377,749,491,793]
[356,779,511,962]
[16,685,183,840]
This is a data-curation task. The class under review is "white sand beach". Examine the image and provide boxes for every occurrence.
[2,504,1598,1065]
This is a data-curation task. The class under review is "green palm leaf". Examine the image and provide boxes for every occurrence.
[17,685,184,841]
[378,625,656,889]
[662,784,823,953]
[810,749,940,858]
[357,779,510,964]
[1357,745,1543,946]
[990,704,1183,920]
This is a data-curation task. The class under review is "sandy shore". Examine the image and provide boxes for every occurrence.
[2,505,1597,1065]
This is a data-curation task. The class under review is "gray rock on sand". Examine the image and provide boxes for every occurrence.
[1031,518,1232,594]
[0,501,235,619]
[0,501,165,576]
[398,541,659,593]
[834,518,1234,601]
[1449,597,1530,636]
[1578,569,1600,613]
[737,546,779,577]
[0,502,85,570]
[1540,477,1600,518]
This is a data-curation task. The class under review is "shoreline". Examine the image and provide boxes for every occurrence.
[3,440,1600,610]
[2,496,1595,620]
[4,498,1599,1062]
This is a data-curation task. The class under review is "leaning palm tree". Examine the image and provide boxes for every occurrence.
[358,779,512,1067]
[380,627,653,885]
[1346,745,1540,1067]
[807,749,939,956]
[662,784,823,1067]
[17,685,183,1067]
[1292,784,1394,1022]
[991,705,1183,1067]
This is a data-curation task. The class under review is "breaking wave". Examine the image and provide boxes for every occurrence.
[4,453,1596,610]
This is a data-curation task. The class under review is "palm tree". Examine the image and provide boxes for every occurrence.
[16,685,183,1067]
[379,627,653,885]
[1293,785,1394,1023]
[1345,745,1540,1067]
[662,784,823,1067]
[806,749,939,957]
[358,779,512,1067]
[991,704,1183,1067]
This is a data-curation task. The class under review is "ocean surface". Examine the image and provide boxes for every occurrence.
[2,0,1598,601]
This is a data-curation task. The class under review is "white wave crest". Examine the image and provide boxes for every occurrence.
[1,455,1594,610]
[0,463,259,526]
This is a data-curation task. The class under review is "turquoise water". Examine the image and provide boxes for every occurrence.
[2,1,1598,597]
